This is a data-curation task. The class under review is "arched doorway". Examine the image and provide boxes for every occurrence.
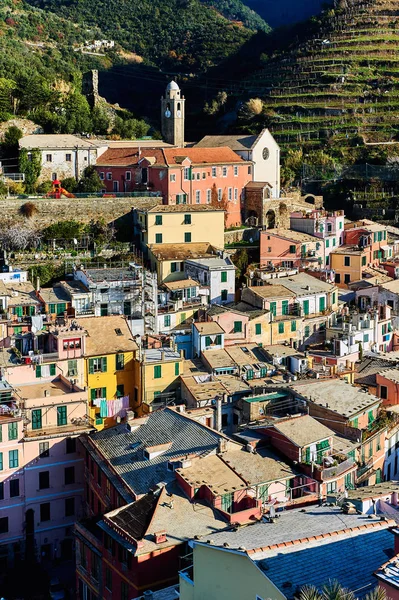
[265,210,276,229]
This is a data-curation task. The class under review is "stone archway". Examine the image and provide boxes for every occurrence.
[304,194,316,205]
[265,209,276,229]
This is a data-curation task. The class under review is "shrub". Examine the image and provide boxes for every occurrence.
[36,181,53,194]
[20,202,39,218]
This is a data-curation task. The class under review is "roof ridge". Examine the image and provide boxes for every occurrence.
[246,518,395,556]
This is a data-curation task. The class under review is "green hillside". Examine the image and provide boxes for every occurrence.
[240,0,399,159]
[25,0,269,72]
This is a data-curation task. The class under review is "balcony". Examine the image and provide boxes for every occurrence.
[321,457,356,480]
[158,296,206,313]
[22,351,59,365]
[362,411,399,442]
[301,454,355,482]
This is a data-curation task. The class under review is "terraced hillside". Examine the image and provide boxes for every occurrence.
[244,0,399,154]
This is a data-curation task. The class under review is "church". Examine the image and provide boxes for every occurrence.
[95,81,304,228]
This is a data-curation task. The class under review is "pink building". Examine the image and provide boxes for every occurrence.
[0,375,90,567]
[260,228,323,269]
[344,220,392,265]
[95,146,252,228]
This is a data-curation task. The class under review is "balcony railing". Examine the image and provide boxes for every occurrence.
[322,457,356,480]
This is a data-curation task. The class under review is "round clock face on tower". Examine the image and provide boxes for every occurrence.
[176,110,182,118]
[262,147,270,160]
[165,109,171,118]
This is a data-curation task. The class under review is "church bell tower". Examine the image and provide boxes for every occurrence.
[161,81,185,147]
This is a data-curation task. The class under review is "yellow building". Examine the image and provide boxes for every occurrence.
[330,245,368,286]
[79,316,139,430]
[133,346,184,415]
[180,543,285,600]
[136,204,225,250]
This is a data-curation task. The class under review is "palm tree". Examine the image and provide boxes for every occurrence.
[299,581,389,600]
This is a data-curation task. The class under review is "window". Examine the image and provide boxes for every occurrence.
[282,300,289,315]
[46,154,52,162]
[39,442,49,458]
[212,167,217,177]
[99,172,104,180]
[206,189,211,203]
[116,384,124,398]
[66,153,72,162]
[176,193,187,204]
[106,172,112,180]
[40,503,50,522]
[125,171,131,181]
[289,245,296,254]
[221,271,227,283]
[154,365,162,379]
[10,479,19,497]
[248,166,252,175]
[362,255,367,266]
[184,214,192,224]
[234,166,238,176]
[326,481,337,494]
[278,322,284,334]
[39,471,50,490]
[155,233,162,244]
[184,167,192,180]
[364,333,369,343]
[304,325,310,338]
[291,320,296,332]
[9,449,18,469]
[319,297,325,312]
[88,357,107,374]
[64,497,75,517]
[105,568,113,591]
[221,290,228,302]
[171,261,178,273]
[368,410,375,427]
[234,321,242,333]
[0,518,8,534]
[380,385,388,400]
[195,190,201,204]
[121,581,129,600]
[116,354,125,371]
[175,362,180,376]
[222,166,227,177]
[351,417,359,428]
[0,482,3,501]
[8,422,17,441]
[31,408,42,430]
[0,453,2,471]
[164,315,171,327]
[234,188,238,202]
[66,359,78,378]
[344,256,350,267]
[344,274,350,284]
[65,466,75,485]
[255,323,261,335]
[170,173,176,182]
[155,215,162,225]
[218,188,222,201]
[57,406,67,426]
[66,438,76,454]
[228,188,232,201]
[184,232,191,243]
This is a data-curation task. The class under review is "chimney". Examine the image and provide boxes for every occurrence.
[154,530,167,544]
[44,390,50,397]
[36,277,40,292]
[216,395,223,432]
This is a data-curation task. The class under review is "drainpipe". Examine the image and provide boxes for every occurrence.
[75,145,79,181]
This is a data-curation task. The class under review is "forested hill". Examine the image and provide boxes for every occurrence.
[25,0,270,72]
[243,0,332,27]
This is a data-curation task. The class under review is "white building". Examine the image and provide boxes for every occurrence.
[184,254,236,305]
[192,321,225,357]
[19,134,108,183]
[195,129,280,198]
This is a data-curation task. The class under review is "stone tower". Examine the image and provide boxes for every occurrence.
[161,81,185,147]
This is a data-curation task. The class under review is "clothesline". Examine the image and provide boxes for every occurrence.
[92,395,130,419]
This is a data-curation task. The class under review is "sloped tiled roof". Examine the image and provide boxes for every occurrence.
[266,414,334,447]
[87,408,226,496]
[163,147,246,165]
[96,147,166,167]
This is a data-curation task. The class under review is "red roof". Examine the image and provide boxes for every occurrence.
[163,147,246,166]
[96,146,247,168]
[96,147,166,167]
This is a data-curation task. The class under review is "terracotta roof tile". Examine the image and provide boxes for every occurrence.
[163,147,247,166]
[96,147,166,167]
